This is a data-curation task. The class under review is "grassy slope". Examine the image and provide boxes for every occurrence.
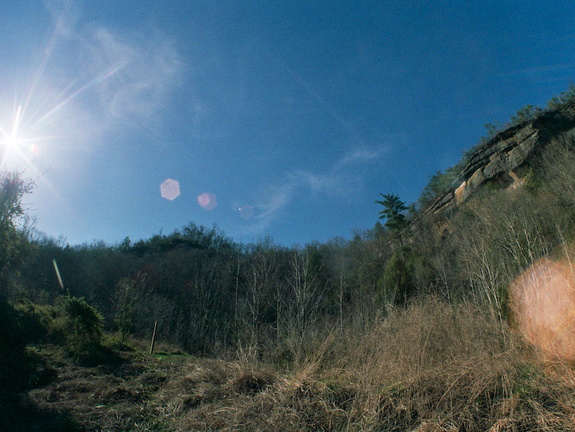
[10,298,575,432]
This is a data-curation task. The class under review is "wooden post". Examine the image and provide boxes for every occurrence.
[149,321,158,354]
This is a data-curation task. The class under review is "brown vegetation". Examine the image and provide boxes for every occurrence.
[5,90,575,430]
[17,297,575,431]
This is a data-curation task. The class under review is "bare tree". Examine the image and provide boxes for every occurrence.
[285,247,327,364]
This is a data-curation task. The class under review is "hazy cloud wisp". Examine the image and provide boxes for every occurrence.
[245,145,387,234]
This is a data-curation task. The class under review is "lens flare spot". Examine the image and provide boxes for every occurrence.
[511,258,575,360]
[238,205,254,220]
[160,178,180,200]
[29,144,41,156]
[197,192,217,210]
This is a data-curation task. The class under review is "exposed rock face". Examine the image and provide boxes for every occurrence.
[426,102,575,216]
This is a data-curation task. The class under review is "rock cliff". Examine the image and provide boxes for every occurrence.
[425,102,575,216]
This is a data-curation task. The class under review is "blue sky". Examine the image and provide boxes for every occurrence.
[1,1,575,247]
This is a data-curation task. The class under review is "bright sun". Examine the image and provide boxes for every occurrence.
[0,105,35,169]
[3,134,24,151]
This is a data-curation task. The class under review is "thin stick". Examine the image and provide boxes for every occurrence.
[150,321,158,354]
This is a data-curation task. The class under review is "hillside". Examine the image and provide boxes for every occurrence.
[4,92,575,430]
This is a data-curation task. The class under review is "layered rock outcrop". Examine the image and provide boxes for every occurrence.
[426,102,575,216]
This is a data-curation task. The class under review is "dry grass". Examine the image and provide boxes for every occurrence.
[21,297,575,431]
[335,297,575,431]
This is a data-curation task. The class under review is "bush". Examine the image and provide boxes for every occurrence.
[0,300,28,353]
[547,83,575,109]
[418,167,462,209]
[54,296,105,364]
[0,299,55,353]
[510,104,542,125]
[0,299,53,391]
[377,247,432,307]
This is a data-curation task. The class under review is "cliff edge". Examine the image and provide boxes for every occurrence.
[425,102,575,216]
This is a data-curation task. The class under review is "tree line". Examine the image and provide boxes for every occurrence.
[2,95,575,366]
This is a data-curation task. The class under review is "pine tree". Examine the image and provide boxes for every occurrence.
[376,193,408,245]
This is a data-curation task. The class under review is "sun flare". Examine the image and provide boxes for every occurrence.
[0,105,33,169]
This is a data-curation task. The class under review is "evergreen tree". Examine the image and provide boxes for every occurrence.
[376,193,408,245]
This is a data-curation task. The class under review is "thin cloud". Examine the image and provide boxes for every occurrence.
[288,171,340,194]
[247,183,296,233]
[12,2,185,149]
[336,146,389,169]
[34,1,186,140]
[243,145,386,235]
[78,27,184,129]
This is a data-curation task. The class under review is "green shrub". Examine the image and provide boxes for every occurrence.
[377,247,433,307]
[418,166,463,209]
[547,83,575,109]
[481,104,542,143]
[510,104,542,125]
[54,296,105,364]
[0,299,54,390]
[0,300,27,354]
[0,299,57,353]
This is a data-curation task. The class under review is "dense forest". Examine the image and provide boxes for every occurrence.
[3,86,575,430]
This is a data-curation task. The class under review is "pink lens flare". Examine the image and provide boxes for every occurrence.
[160,178,180,200]
[511,258,575,360]
[197,192,217,210]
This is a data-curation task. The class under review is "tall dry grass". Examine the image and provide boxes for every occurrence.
[334,297,515,431]
[313,296,575,431]
[172,295,575,431]
[29,295,575,431]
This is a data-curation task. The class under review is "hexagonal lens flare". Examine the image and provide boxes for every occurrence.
[197,192,217,210]
[160,178,180,200]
